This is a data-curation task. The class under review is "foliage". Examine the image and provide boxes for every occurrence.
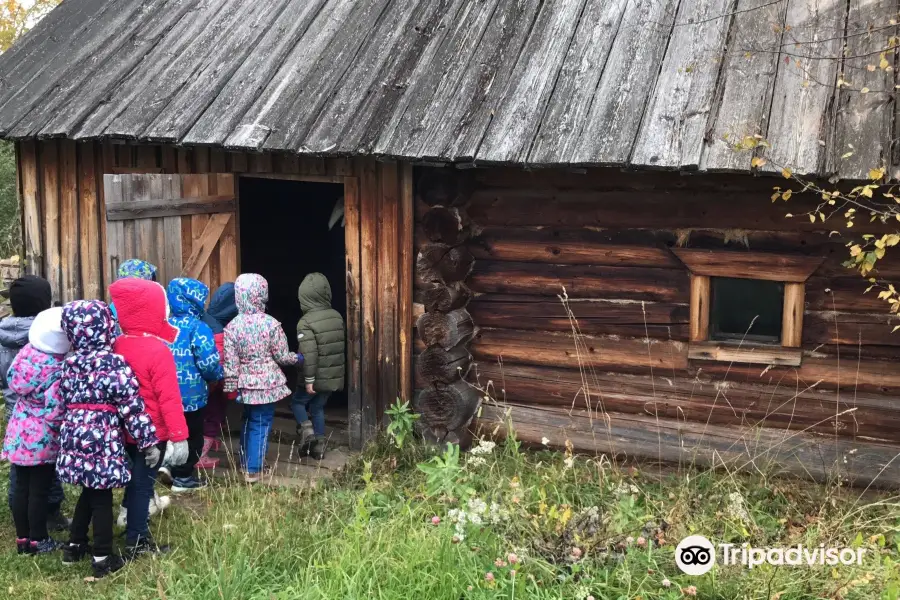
[385,398,419,449]
[0,141,20,257]
[0,0,61,52]
[0,433,899,599]
[416,442,472,500]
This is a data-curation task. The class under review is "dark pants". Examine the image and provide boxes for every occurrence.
[11,464,55,540]
[203,382,228,439]
[291,391,331,437]
[70,487,114,556]
[171,407,205,479]
[8,457,65,512]
[122,442,165,544]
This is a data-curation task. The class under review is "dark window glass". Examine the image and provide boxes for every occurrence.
[710,277,784,343]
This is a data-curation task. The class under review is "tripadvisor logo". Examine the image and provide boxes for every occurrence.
[675,535,867,575]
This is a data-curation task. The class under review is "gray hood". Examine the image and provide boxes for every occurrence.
[0,316,34,349]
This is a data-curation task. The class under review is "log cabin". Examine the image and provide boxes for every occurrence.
[0,0,898,485]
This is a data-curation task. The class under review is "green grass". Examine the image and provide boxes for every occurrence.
[0,432,899,600]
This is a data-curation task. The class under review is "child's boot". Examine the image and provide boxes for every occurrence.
[30,538,61,554]
[61,542,90,565]
[91,554,125,578]
[171,475,208,493]
[297,420,315,449]
[16,538,31,555]
[197,436,220,469]
[124,536,170,561]
[310,436,326,461]
[149,491,171,517]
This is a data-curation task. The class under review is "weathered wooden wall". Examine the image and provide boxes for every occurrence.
[17,140,413,448]
[414,166,900,487]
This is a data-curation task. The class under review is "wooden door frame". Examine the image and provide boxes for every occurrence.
[235,172,366,450]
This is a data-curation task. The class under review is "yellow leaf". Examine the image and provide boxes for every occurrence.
[878,291,891,300]
[886,234,900,246]
[850,245,862,256]
[896,213,900,222]
[893,325,900,333]
[861,87,870,94]
[868,64,877,72]
[881,55,890,70]
[770,192,780,202]
[869,167,886,180]
[782,190,792,201]
[876,247,886,259]
[842,151,855,159]
[751,156,767,168]
[809,214,816,223]
[782,167,792,179]
[819,212,825,222]
[847,221,854,228]
[861,186,874,198]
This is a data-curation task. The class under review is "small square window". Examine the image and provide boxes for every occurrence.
[710,277,784,343]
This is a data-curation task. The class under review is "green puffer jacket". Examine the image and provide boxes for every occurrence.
[297,273,345,392]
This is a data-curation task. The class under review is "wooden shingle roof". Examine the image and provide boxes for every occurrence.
[0,0,889,178]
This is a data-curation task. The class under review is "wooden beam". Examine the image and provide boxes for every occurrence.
[378,162,399,420]
[181,213,232,280]
[671,248,825,282]
[399,162,414,404]
[78,143,100,300]
[59,140,80,302]
[689,274,710,342]
[688,341,802,367]
[344,175,363,450]
[105,196,235,220]
[19,140,41,276]
[359,158,379,442]
[781,282,804,348]
[41,140,60,302]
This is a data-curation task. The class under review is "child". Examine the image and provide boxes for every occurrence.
[1,275,68,531]
[163,278,223,492]
[292,273,345,460]
[224,274,301,484]
[57,300,159,578]
[199,282,238,469]
[2,307,69,554]
[109,278,189,558]
[109,259,158,336]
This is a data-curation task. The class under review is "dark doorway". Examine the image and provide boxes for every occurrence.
[238,176,348,424]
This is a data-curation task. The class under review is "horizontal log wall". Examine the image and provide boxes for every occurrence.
[414,166,900,479]
[18,140,413,448]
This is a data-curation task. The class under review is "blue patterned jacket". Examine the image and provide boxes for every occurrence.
[166,278,223,412]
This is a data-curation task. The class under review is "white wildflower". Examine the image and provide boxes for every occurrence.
[726,491,751,525]
[467,456,487,467]
[563,456,575,469]
[575,584,591,600]
[470,440,496,455]
[468,497,488,515]
[541,437,550,445]
[488,502,509,524]
[469,512,483,526]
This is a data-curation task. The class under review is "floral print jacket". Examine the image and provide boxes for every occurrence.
[224,274,298,405]
[2,344,66,466]
[56,300,158,490]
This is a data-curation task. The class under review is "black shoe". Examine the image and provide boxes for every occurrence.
[124,537,170,561]
[16,538,31,555]
[61,542,90,565]
[310,437,326,461]
[91,554,126,578]
[46,509,71,533]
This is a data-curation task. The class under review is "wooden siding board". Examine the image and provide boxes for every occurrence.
[41,140,61,302]
[142,0,293,142]
[399,164,414,403]
[78,142,101,300]
[373,0,498,159]
[103,174,125,280]
[528,0,628,164]
[418,0,543,162]
[477,0,588,164]
[763,0,847,175]
[184,0,329,146]
[19,141,42,276]
[344,175,363,448]
[59,140,80,302]
[827,0,895,178]
[378,162,400,419]
[223,0,358,150]
[630,0,735,170]
[570,0,679,165]
[702,0,787,172]
[359,158,380,439]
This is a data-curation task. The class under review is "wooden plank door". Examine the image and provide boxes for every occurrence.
[103,173,238,292]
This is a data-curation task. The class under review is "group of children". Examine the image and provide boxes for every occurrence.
[0,260,345,578]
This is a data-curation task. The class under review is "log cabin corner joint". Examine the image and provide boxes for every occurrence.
[671,248,825,367]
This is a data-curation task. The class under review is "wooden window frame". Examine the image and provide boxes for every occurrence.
[671,249,825,367]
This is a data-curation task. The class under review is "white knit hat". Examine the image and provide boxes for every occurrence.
[29,307,70,356]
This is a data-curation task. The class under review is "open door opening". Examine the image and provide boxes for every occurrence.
[238,176,349,441]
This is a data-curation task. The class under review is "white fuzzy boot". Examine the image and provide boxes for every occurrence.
[116,506,128,528]
[149,491,171,517]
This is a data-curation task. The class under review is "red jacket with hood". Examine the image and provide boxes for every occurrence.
[110,278,188,443]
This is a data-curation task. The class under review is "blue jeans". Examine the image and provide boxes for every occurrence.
[290,391,330,436]
[241,403,276,474]
[122,443,163,543]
